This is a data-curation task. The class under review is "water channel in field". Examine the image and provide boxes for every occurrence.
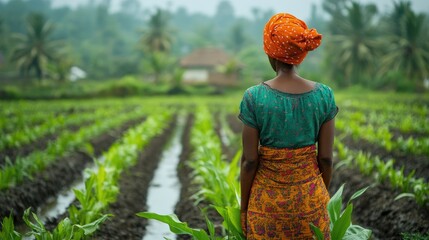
[37,157,104,223]
[142,117,184,240]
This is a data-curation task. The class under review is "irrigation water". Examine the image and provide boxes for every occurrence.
[142,117,184,240]
[37,157,104,223]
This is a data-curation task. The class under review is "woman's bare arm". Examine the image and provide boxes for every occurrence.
[317,118,335,189]
[240,125,260,213]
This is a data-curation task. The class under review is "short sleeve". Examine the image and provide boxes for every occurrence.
[323,87,339,123]
[238,90,258,129]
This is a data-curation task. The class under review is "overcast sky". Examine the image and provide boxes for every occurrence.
[52,0,429,21]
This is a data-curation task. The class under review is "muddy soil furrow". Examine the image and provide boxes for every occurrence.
[389,128,428,143]
[340,133,429,180]
[227,114,241,134]
[329,164,429,239]
[214,113,235,162]
[93,117,177,240]
[0,117,146,224]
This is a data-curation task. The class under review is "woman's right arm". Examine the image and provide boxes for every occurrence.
[317,118,335,189]
[240,125,260,213]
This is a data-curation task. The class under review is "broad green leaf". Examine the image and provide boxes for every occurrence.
[73,189,86,206]
[23,208,45,233]
[348,186,370,205]
[328,184,344,225]
[74,214,110,235]
[227,149,241,181]
[394,193,415,201]
[81,143,94,156]
[32,212,46,230]
[52,218,74,240]
[331,204,353,240]
[226,206,242,235]
[227,177,241,206]
[202,208,215,238]
[23,208,52,239]
[137,212,210,240]
[309,223,325,240]
[343,224,372,240]
[213,205,227,227]
[0,215,21,240]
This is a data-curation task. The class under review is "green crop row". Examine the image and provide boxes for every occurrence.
[0,110,173,239]
[0,98,140,116]
[0,106,126,151]
[340,107,429,136]
[0,107,147,190]
[336,116,429,157]
[335,140,429,208]
[188,106,243,236]
[1,111,59,135]
[337,96,428,118]
[0,103,73,119]
[0,99,143,135]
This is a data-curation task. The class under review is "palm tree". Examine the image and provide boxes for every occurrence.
[0,18,4,50]
[140,9,175,83]
[140,9,173,53]
[322,0,349,34]
[380,1,429,88]
[0,18,7,63]
[325,1,379,87]
[11,13,60,81]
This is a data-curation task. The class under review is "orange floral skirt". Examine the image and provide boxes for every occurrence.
[246,145,330,240]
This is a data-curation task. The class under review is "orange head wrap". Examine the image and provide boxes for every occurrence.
[263,13,322,65]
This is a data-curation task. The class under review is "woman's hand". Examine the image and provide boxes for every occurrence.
[240,211,247,237]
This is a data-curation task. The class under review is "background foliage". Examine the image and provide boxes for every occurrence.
[0,0,428,97]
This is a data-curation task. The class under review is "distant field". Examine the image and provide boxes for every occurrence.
[0,93,428,239]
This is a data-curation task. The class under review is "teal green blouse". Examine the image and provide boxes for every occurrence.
[238,82,338,148]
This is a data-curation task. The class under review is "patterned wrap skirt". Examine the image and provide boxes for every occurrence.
[246,145,330,239]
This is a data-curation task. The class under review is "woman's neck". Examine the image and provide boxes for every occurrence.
[276,68,299,80]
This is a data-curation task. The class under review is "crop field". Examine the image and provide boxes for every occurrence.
[0,93,428,239]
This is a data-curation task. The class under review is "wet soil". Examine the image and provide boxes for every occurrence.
[93,117,177,240]
[0,117,145,225]
[390,127,428,140]
[214,113,235,162]
[329,165,429,239]
[227,114,241,134]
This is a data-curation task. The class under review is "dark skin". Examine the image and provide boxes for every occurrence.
[240,56,335,235]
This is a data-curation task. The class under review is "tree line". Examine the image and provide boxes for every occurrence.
[0,0,428,91]
[323,0,429,91]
